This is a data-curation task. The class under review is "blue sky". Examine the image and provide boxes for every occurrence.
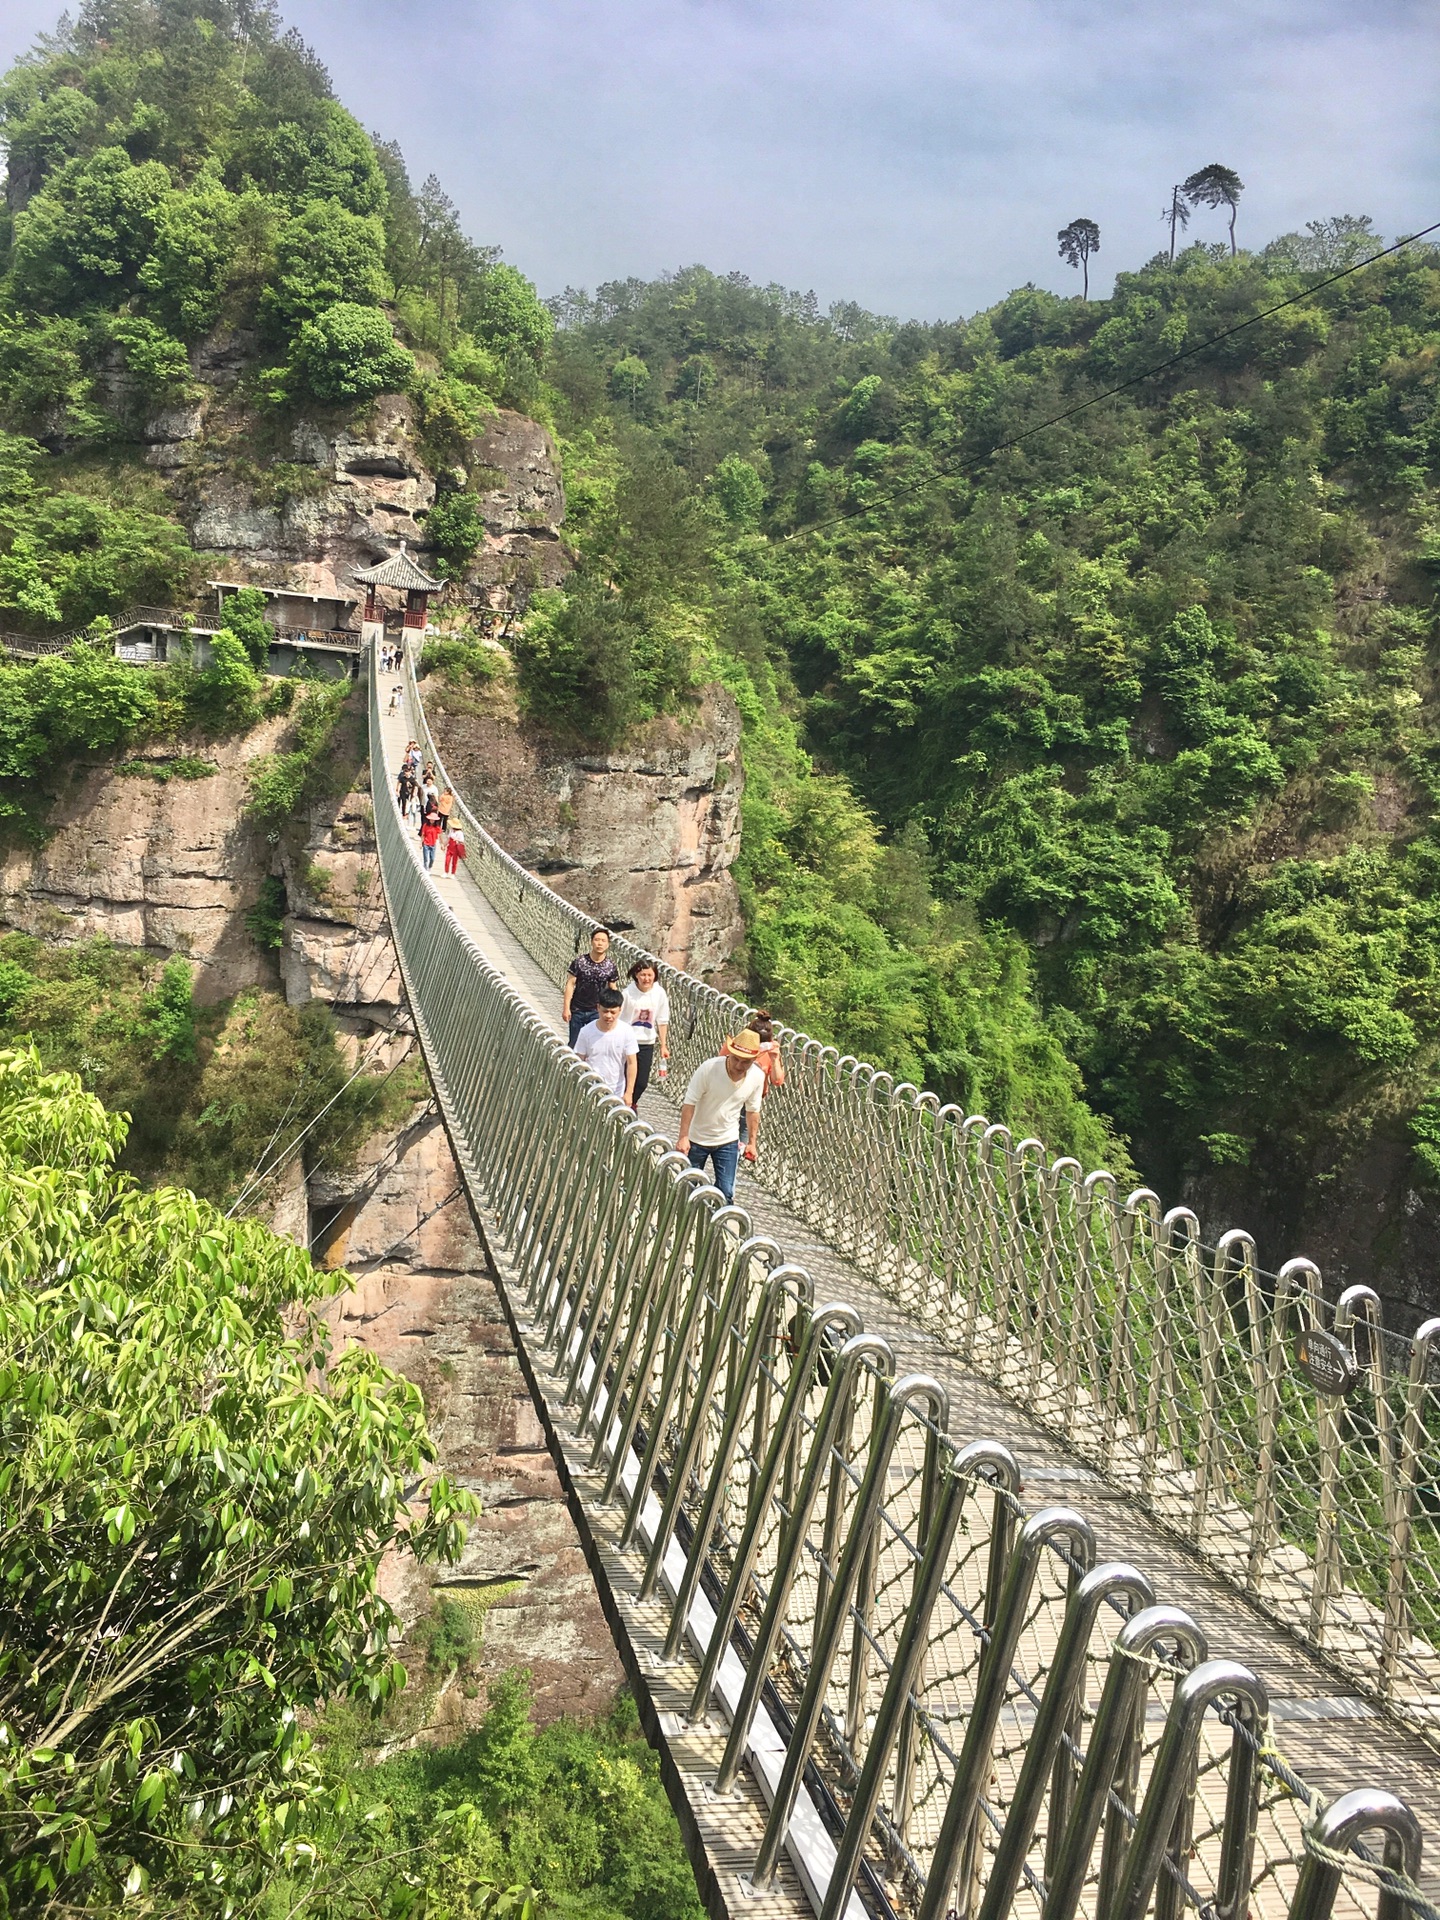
[2,0,1436,319]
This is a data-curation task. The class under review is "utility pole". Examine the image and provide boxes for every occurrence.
[1163,183,1191,263]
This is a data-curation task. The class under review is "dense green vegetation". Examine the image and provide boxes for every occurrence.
[0,646,436,1211]
[307,1677,703,1920]
[0,1046,478,1914]
[539,245,1440,1232]
[0,568,352,843]
[0,931,420,1201]
[9,0,1440,1911]
[0,1047,704,1919]
[0,0,553,637]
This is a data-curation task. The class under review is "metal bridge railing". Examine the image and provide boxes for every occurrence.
[397,642,1440,1744]
[0,606,196,658]
[372,652,1429,1920]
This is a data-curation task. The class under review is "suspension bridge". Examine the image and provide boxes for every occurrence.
[368,642,1440,1920]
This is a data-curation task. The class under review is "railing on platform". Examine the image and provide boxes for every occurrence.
[0,606,194,658]
[1,609,361,662]
[396,642,1440,1747]
[372,650,1433,1920]
[271,625,360,649]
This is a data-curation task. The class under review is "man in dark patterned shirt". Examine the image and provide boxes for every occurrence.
[563,926,619,1046]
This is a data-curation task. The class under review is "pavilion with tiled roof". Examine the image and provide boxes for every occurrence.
[353,542,443,648]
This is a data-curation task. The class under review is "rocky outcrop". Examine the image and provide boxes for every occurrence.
[0,699,624,1721]
[0,724,288,1003]
[160,343,570,608]
[466,410,571,595]
[275,782,402,1016]
[328,1240,624,1725]
[430,681,745,982]
[186,393,438,577]
[471,411,565,534]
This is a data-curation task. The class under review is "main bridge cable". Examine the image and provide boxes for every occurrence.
[783,217,1440,542]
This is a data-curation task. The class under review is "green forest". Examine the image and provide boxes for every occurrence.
[2,0,1440,1909]
[535,245,1440,1269]
[0,1046,701,1919]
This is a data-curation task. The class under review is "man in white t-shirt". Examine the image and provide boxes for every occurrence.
[574,988,639,1103]
[676,1028,764,1204]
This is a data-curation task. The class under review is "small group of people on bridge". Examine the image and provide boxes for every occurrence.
[395,741,465,873]
[561,924,784,1203]
[393,735,783,1204]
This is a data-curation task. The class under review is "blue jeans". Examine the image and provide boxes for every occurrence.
[687,1139,740,1204]
[422,840,436,869]
[568,1008,598,1047]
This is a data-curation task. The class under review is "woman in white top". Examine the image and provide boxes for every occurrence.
[620,958,671,1109]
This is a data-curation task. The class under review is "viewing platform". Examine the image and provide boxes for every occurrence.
[0,585,363,678]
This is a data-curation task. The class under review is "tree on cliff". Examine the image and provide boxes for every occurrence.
[1056,216,1100,298]
[1182,162,1245,253]
[466,262,554,406]
[1161,181,1191,261]
[0,1045,478,1913]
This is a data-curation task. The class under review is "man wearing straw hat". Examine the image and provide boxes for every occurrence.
[676,1028,764,1204]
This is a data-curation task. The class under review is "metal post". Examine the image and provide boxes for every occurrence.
[891,1420,1006,1861]
[682,1306,864,1698]
[599,1183,720,1498]
[974,1563,1155,1920]
[632,1234,784,1578]
[1287,1789,1423,1920]
[751,1371,949,1888]
[1105,1659,1268,1920]
[819,1440,1021,1920]
[1042,1604,1209,1920]
[914,1507,1096,1920]
[706,1330,890,1765]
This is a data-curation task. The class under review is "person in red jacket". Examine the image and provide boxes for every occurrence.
[420,806,442,871]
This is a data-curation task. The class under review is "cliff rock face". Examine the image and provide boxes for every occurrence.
[466,410,571,594]
[0,704,623,1722]
[156,343,570,610]
[0,725,287,1004]
[275,782,403,1017]
[430,682,745,982]
[1188,1140,1440,1332]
